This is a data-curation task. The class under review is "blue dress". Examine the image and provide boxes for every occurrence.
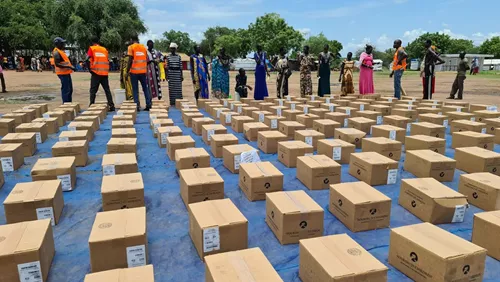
[254,52,268,100]
[211,56,230,99]
[191,54,209,99]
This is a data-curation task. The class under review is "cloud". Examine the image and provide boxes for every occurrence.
[471,32,500,45]
[439,29,469,40]
[403,28,427,41]
[376,34,392,49]
[346,37,372,51]
[304,0,384,19]
[298,28,311,38]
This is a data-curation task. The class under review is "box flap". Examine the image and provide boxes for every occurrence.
[336,128,366,136]
[189,199,247,228]
[364,137,400,145]
[406,135,444,142]
[475,210,500,226]
[59,130,88,137]
[351,152,398,165]
[211,134,238,141]
[279,141,313,149]
[331,181,390,204]
[0,143,22,152]
[267,191,323,214]
[107,138,137,146]
[415,122,443,129]
[259,131,286,138]
[244,122,268,129]
[5,180,61,204]
[52,140,87,149]
[176,148,210,160]
[202,124,226,131]
[32,156,76,171]
[407,150,455,162]
[3,132,36,140]
[0,219,50,256]
[403,178,466,199]
[89,207,146,243]
[240,162,283,178]
[298,155,341,168]
[461,172,500,189]
[319,139,355,147]
[454,131,493,138]
[296,130,323,137]
[456,147,499,158]
[102,153,137,166]
[180,167,223,186]
[102,172,144,193]
[224,144,255,154]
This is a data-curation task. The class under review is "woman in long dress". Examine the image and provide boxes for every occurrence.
[275,47,291,98]
[317,44,333,97]
[120,51,133,100]
[190,45,210,100]
[146,40,163,100]
[253,45,269,100]
[159,57,166,82]
[211,48,231,99]
[359,44,375,95]
[165,43,183,106]
[299,45,314,98]
[339,52,355,96]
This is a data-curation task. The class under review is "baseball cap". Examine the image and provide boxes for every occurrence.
[53,37,66,44]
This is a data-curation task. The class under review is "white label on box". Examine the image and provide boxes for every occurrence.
[36,207,55,226]
[277,108,282,116]
[443,120,449,128]
[103,165,115,176]
[388,97,393,102]
[407,106,412,110]
[287,96,291,101]
[452,205,467,223]
[237,106,242,114]
[305,136,313,146]
[230,104,235,110]
[387,169,398,185]
[329,104,335,112]
[126,245,146,268]
[370,126,373,135]
[279,100,283,106]
[1,157,14,172]
[432,105,437,109]
[259,113,264,123]
[311,96,315,101]
[57,174,72,191]
[305,153,313,156]
[406,123,412,133]
[207,129,215,141]
[203,227,220,253]
[360,104,365,111]
[17,261,42,282]
[69,126,76,132]
[35,132,42,144]
[154,123,160,134]
[73,109,77,116]
[183,104,190,109]
[471,117,476,122]
[150,114,157,121]
[216,109,222,118]
[412,97,416,101]
[42,113,50,118]
[326,98,331,103]
[376,116,383,125]
[161,132,169,144]
[408,100,413,105]
[225,114,232,124]
[303,107,308,114]
[240,150,260,164]
[389,130,396,140]
[433,100,438,105]
[345,109,351,116]
[481,128,487,134]
[457,108,462,112]
[438,112,442,115]
[23,106,30,110]
[271,119,278,129]
[343,118,348,127]
[59,137,69,142]
[332,147,342,161]
[487,106,498,112]
[117,111,124,116]
[234,155,241,170]
[224,100,228,107]
[98,116,101,124]
[291,104,296,110]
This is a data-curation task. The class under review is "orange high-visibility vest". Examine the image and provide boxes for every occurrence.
[90,45,109,76]
[393,47,407,71]
[50,57,54,66]
[129,43,147,74]
[52,48,73,75]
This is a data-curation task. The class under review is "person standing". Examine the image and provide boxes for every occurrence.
[275,47,291,98]
[165,43,183,106]
[359,45,375,95]
[253,45,269,100]
[317,44,333,97]
[146,40,163,100]
[87,36,115,111]
[423,40,445,100]
[299,45,314,98]
[190,45,210,100]
[120,50,133,101]
[389,39,408,100]
[211,48,231,99]
[0,64,7,93]
[339,52,355,96]
[126,35,152,111]
[53,37,75,103]
[159,58,166,82]
[448,51,470,100]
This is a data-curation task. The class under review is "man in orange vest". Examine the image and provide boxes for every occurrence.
[53,37,75,103]
[389,39,408,100]
[126,34,151,111]
[87,36,115,111]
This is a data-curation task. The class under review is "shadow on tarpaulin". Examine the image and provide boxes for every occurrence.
[0,107,499,282]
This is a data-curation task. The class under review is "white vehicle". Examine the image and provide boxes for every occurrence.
[373,59,383,71]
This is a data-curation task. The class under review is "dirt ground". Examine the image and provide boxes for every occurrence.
[0,69,499,112]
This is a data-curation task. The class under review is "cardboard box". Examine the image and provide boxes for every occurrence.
[297,155,341,190]
[283,109,303,121]
[324,112,349,127]
[188,199,248,259]
[470,104,491,112]
[202,124,227,145]
[296,104,315,115]
[0,143,24,171]
[349,152,399,186]
[52,140,88,167]
[277,141,314,168]
[349,101,370,111]
[205,248,282,282]
[296,114,320,129]
[258,102,274,112]
[306,100,322,108]
[89,207,147,272]
[278,121,306,140]
[156,126,182,148]
[0,118,16,136]
[84,265,154,282]
[394,104,417,111]
[31,156,76,191]
[1,132,36,157]
[451,120,487,134]
[175,148,211,171]
[222,144,259,173]
[316,139,355,164]
[167,136,195,161]
[459,172,500,211]
[455,146,500,175]
[497,129,500,144]
[472,211,500,261]
[175,98,191,108]
[370,124,406,144]
[55,107,76,122]
[183,112,204,127]
[101,172,144,211]
[452,131,494,150]
[75,116,100,131]
[15,122,48,143]
[391,108,417,121]
[383,115,411,132]
[329,181,391,232]
[3,180,64,225]
[410,122,446,138]
[335,99,350,106]
[474,110,500,123]
[112,115,134,124]
[418,113,449,128]
[294,130,325,150]
[67,121,95,140]
[335,106,357,118]
[212,107,229,119]
[239,162,283,201]
[404,150,456,182]
[210,134,238,158]
[111,128,137,139]
[389,222,487,282]
[13,108,36,121]
[320,102,339,112]
[405,135,446,154]
[106,138,137,155]
[231,115,254,133]
[191,117,214,135]
[257,131,287,154]
[266,191,323,245]
[82,110,106,123]
[399,178,468,223]
[311,119,339,138]
[347,117,376,134]
[252,110,272,122]
[417,107,444,116]
[243,122,269,141]
[0,219,55,282]
[59,130,91,142]
[446,111,475,123]
[2,113,26,127]
[369,104,391,116]
[263,115,286,130]
[218,111,238,126]
[102,153,138,176]
[355,110,382,123]
[334,128,366,149]
[151,119,174,137]
[362,137,402,161]
[484,118,500,135]
[309,108,329,119]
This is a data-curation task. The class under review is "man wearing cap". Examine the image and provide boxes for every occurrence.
[87,36,115,111]
[126,34,151,111]
[53,37,76,103]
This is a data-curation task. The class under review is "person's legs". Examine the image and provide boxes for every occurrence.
[194,90,200,101]
[0,73,6,92]
[457,76,465,99]
[423,76,430,100]
[68,75,73,102]
[58,75,71,102]
[89,73,100,105]
[100,75,115,110]
[394,70,402,99]
[138,74,151,109]
[130,74,140,107]
[449,76,459,98]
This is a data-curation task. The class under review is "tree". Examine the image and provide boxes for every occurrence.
[480,37,500,58]
[247,13,304,55]
[354,46,394,68]
[214,29,252,58]
[448,39,475,54]
[303,33,343,56]
[158,30,195,55]
[405,32,452,59]
[200,26,237,56]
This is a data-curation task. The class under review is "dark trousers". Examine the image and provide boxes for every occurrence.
[58,74,73,102]
[130,73,152,108]
[0,73,5,92]
[423,75,433,100]
[89,73,114,108]
[450,75,466,99]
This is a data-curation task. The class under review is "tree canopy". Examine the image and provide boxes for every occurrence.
[154,30,195,55]
[303,33,343,57]
[479,37,500,58]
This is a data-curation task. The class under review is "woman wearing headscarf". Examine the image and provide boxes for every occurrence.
[190,45,210,100]
[359,44,375,95]
[166,43,184,106]
[253,44,269,100]
[211,48,231,99]
[146,40,163,100]
[275,47,291,98]
[339,52,355,96]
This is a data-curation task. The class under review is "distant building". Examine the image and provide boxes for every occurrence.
[162,52,191,70]
[440,54,493,73]
[483,59,500,71]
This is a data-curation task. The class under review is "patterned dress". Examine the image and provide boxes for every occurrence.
[275,55,290,98]
[211,56,231,99]
[191,54,209,99]
[300,54,313,97]
[341,60,355,95]
[166,53,183,106]
[120,56,133,100]
[147,49,163,99]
